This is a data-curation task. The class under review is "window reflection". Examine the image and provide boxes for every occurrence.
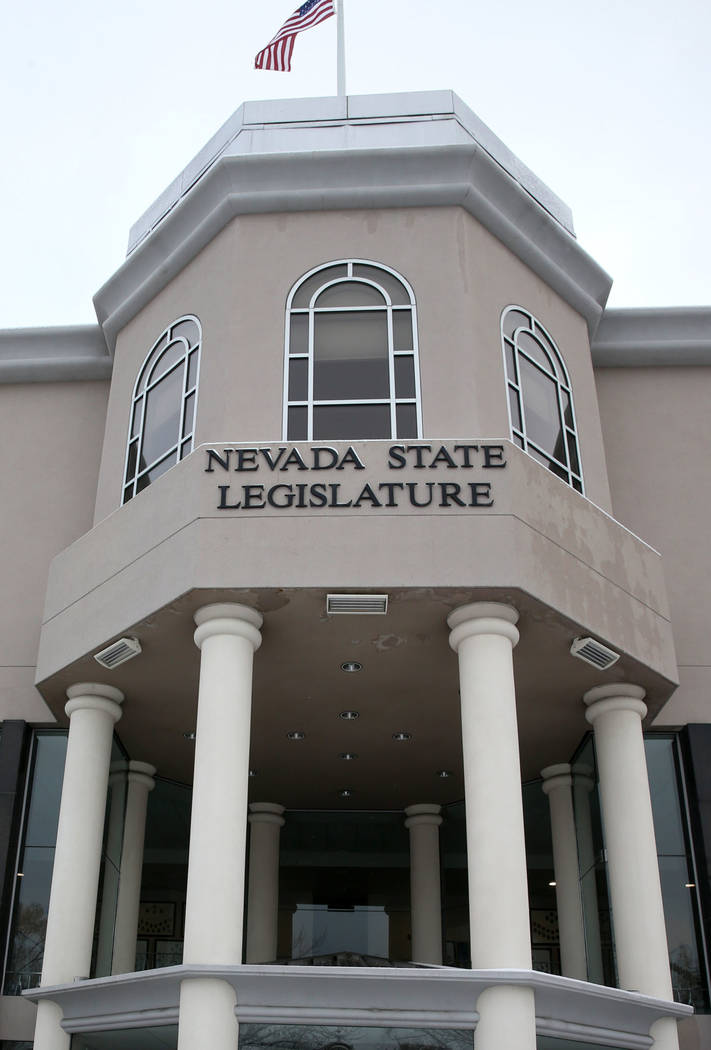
[285,261,421,442]
[501,306,583,492]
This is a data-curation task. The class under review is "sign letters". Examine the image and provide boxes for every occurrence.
[205,443,506,512]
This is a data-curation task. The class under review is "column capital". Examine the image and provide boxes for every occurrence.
[248,802,285,827]
[127,760,157,791]
[404,803,443,828]
[65,683,124,723]
[447,602,519,652]
[193,603,263,652]
[583,683,647,725]
[541,763,573,794]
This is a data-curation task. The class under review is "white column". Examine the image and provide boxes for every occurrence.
[246,802,285,964]
[94,763,128,976]
[177,603,262,1050]
[584,684,679,1050]
[573,769,604,983]
[404,803,443,965]
[111,761,156,974]
[448,603,536,1050]
[541,764,587,981]
[33,683,124,1050]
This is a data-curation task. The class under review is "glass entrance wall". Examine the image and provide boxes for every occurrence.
[2,732,67,995]
[134,778,191,971]
[278,811,410,962]
[645,735,709,1009]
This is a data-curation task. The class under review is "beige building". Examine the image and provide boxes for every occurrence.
[0,91,710,1050]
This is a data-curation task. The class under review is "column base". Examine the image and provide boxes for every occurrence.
[650,1016,680,1050]
[475,985,536,1050]
[33,999,70,1050]
[177,976,238,1050]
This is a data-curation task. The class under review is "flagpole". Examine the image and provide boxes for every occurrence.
[337,0,347,97]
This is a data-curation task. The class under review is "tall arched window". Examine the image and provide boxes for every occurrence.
[501,306,583,493]
[122,315,201,504]
[283,260,422,441]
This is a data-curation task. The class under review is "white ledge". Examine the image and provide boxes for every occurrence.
[0,325,112,384]
[592,307,711,366]
[24,964,691,1048]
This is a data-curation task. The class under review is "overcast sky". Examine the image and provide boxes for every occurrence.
[2,0,710,329]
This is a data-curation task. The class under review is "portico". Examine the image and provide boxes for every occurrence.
[28,578,683,1049]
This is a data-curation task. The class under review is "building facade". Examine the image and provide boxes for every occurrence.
[0,91,710,1050]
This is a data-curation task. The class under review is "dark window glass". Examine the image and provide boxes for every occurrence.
[182,392,195,439]
[566,431,580,476]
[186,350,198,391]
[352,264,412,304]
[291,265,348,307]
[646,738,687,855]
[315,281,386,308]
[287,406,308,440]
[504,342,516,381]
[509,388,522,430]
[288,359,308,401]
[392,311,413,350]
[179,439,191,461]
[396,403,418,439]
[24,735,67,848]
[130,400,142,439]
[501,308,530,340]
[313,404,390,440]
[148,341,184,386]
[518,331,554,373]
[4,734,68,995]
[136,451,177,492]
[313,312,389,400]
[519,358,564,459]
[124,441,138,485]
[394,356,416,398]
[141,369,183,467]
[290,314,308,355]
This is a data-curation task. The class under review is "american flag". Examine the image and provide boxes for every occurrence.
[255,0,336,72]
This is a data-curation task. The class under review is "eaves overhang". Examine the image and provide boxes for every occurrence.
[592,306,711,367]
[93,93,612,350]
[0,325,111,384]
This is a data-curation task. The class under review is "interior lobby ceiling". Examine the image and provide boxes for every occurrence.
[37,587,676,810]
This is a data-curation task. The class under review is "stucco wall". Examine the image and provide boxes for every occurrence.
[0,380,109,720]
[595,365,711,725]
[93,206,611,524]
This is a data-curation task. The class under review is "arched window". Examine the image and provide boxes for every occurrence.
[283,260,422,441]
[122,315,201,504]
[501,306,583,493]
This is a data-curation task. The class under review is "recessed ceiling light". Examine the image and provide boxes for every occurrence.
[16,872,24,878]
[341,661,363,673]
[338,789,353,798]
[339,710,360,720]
[392,731,412,742]
[686,883,696,888]
[436,770,452,778]
[183,731,196,740]
[287,730,306,741]
[339,752,358,760]
[549,881,557,887]
[249,769,258,777]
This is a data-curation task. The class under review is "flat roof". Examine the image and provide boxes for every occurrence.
[127,90,575,254]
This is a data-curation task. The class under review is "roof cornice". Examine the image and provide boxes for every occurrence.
[94,141,611,349]
[592,307,711,367]
[0,325,111,384]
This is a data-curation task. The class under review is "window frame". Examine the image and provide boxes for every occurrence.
[501,305,584,494]
[122,315,202,504]
[283,260,423,442]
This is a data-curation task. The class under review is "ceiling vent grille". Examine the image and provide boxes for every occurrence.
[94,637,142,670]
[327,594,388,615]
[570,636,620,671]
